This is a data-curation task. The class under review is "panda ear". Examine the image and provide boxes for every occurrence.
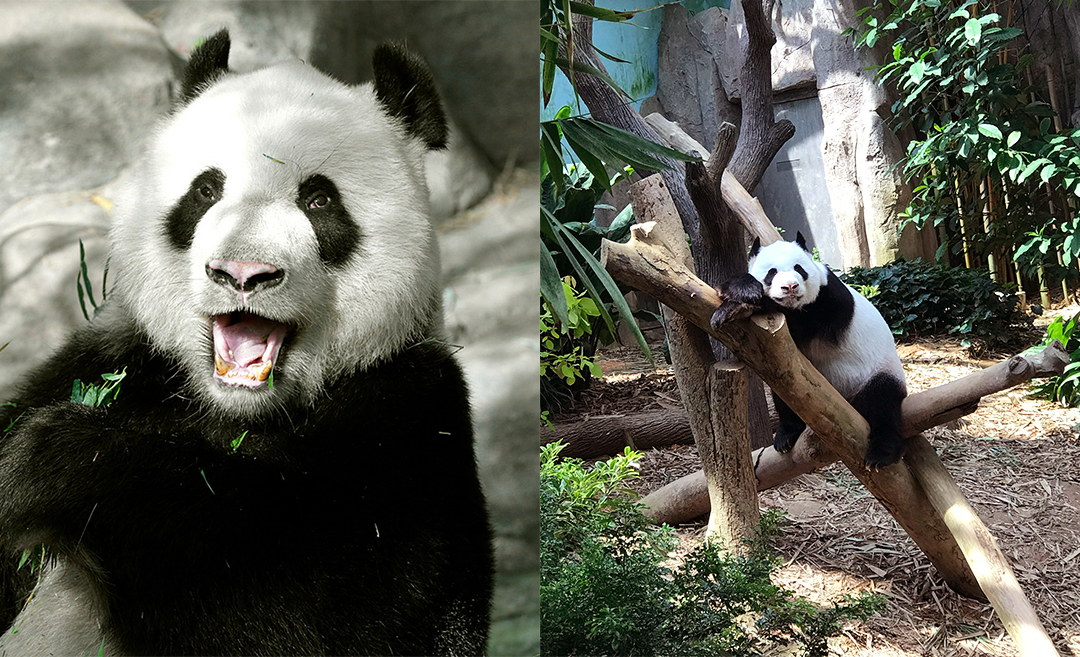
[795,231,809,251]
[748,237,761,259]
[181,29,231,103]
[372,43,448,150]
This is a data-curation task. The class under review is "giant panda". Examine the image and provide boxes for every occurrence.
[0,30,492,656]
[712,232,907,468]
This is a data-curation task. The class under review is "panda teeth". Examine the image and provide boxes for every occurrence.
[215,354,234,376]
[257,361,273,382]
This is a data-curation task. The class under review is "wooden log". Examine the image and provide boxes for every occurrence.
[539,411,694,458]
[642,341,1068,520]
[644,113,782,247]
[906,436,1061,656]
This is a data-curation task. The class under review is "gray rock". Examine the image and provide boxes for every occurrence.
[426,123,496,224]
[813,0,915,266]
[0,182,116,397]
[0,0,173,216]
[653,5,735,151]
[440,171,540,656]
[128,0,537,169]
[721,0,817,100]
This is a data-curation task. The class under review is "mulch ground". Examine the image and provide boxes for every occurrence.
[548,304,1080,656]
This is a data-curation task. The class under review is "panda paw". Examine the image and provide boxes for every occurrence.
[863,438,905,469]
[772,425,803,454]
[711,274,764,328]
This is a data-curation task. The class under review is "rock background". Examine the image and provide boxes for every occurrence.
[643,0,1079,268]
[641,0,938,268]
[0,1,538,655]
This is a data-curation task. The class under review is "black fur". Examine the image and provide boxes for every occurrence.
[180,29,231,103]
[849,372,907,468]
[297,174,362,267]
[372,43,448,150]
[711,272,772,327]
[771,392,805,454]
[0,315,493,654]
[783,269,855,352]
[164,167,225,251]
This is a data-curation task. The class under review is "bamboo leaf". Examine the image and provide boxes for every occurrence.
[541,243,570,329]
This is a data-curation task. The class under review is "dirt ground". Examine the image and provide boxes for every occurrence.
[548,304,1080,656]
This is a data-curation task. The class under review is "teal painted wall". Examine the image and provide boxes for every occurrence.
[542,0,664,120]
[541,0,730,122]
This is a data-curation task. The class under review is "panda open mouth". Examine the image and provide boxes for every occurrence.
[212,312,290,388]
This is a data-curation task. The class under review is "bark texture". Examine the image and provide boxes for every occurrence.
[540,412,695,458]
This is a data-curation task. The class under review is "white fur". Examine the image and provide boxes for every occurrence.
[109,62,441,417]
[750,240,906,399]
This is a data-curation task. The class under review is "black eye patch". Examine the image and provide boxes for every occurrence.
[794,264,809,280]
[762,268,778,286]
[296,174,361,268]
[165,168,226,251]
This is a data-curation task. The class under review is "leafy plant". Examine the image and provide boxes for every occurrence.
[1029,312,1080,406]
[841,260,1029,346]
[540,442,887,656]
[541,0,699,360]
[852,0,1080,279]
[542,278,604,387]
[230,430,249,454]
[71,368,127,408]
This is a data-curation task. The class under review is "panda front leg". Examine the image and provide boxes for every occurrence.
[771,391,806,454]
[848,373,907,468]
[711,273,766,327]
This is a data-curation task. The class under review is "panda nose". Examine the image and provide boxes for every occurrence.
[206,258,284,294]
[781,281,800,295]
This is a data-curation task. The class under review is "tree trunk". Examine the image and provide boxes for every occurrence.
[905,437,1061,656]
[556,3,787,540]
[728,0,796,192]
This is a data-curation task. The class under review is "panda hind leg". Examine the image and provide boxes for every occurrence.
[772,392,806,454]
[849,373,907,468]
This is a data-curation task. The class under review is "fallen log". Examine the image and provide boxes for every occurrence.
[540,411,694,458]
[905,436,1062,656]
[642,342,1068,522]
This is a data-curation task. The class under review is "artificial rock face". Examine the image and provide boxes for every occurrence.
[0,30,492,656]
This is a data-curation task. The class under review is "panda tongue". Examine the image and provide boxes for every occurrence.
[215,313,288,371]
[222,316,277,366]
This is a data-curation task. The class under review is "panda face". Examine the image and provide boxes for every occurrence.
[749,238,829,310]
[109,55,444,418]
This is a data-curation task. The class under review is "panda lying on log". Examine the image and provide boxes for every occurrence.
[712,233,907,469]
[0,30,492,656]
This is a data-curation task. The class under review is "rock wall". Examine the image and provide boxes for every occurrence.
[644,0,933,268]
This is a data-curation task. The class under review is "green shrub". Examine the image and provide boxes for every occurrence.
[540,443,886,656]
[841,260,1029,346]
[1029,312,1080,407]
